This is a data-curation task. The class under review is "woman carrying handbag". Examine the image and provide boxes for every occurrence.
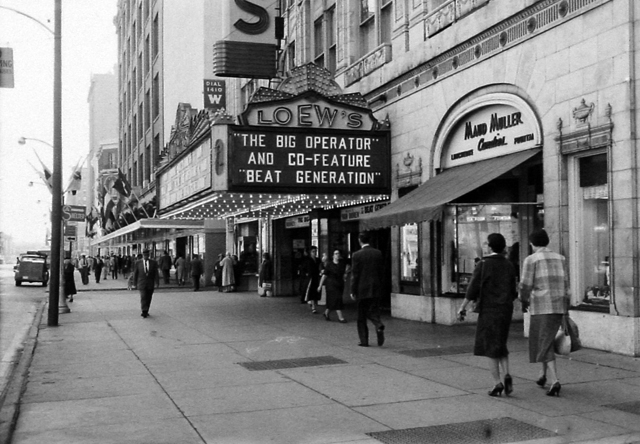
[519,229,570,397]
[457,233,517,397]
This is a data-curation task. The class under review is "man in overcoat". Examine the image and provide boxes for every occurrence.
[350,232,385,347]
[132,249,159,318]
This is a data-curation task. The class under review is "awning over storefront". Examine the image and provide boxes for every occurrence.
[359,148,541,230]
[91,219,204,245]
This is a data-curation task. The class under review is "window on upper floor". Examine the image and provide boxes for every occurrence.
[313,7,337,74]
[359,0,393,58]
[287,40,296,72]
[152,14,159,58]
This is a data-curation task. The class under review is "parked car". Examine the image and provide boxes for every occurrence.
[14,251,49,287]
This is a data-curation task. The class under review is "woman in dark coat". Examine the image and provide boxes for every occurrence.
[258,252,273,297]
[318,249,347,322]
[457,233,517,397]
[63,258,77,302]
[301,246,321,314]
[213,254,223,289]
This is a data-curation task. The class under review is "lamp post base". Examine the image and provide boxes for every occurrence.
[58,296,71,313]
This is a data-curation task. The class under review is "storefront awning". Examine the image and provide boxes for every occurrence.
[91,219,204,245]
[359,148,541,230]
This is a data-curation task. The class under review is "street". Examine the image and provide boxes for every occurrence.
[0,263,47,392]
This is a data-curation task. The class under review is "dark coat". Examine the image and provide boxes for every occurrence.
[63,262,77,296]
[465,254,517,309]
[190,258,204,276]
[132,259,159,290]
[350,245,384,300]
[259,259,273,283]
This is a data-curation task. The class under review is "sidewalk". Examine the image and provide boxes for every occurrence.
[5,282,640,444]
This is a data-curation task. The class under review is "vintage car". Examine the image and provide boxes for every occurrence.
[14,251,49,287]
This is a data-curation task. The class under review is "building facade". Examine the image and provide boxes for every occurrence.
[103,0,640,356]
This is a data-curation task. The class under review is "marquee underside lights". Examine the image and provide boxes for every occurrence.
[162,193,389,221]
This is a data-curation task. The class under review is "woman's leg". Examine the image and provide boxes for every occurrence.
[336,310,345,321]
[545,359,559,383]
[499,356,510,377]
[488,357,501,385]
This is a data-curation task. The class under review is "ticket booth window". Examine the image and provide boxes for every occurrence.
[569,153,610,310]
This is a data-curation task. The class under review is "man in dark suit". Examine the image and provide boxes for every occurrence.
[133,249,159,318]
[190,254,204,291]
[350,232,385,347]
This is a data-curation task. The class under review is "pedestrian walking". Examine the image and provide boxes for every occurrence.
[102,256,109,280]
[457,233,517,397]
[258,252,273,297]
[160,250,172,284]
[190,254,204,291]
[301,246,322,313]
[111,254,118,279]
[220,252,235,292]
[93,256,104,283]
[213,253,223,290]
[77,254,89,285]
[132,249,159,318]
[318,249,347,323]
[175,254,186,286]
[519,228,570,397]
[350,232,385,347]
[63,258,77,302]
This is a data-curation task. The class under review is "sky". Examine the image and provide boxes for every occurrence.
[0,0,118,252]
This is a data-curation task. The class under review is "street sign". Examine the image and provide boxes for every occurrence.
[0,47,14,88]
[61,205,85,222]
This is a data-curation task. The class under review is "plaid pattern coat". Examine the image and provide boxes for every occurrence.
[519,247,569,315]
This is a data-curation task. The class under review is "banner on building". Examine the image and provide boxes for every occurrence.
[204,80,226,111]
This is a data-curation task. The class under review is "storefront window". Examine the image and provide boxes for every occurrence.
[570,153,610,309]
[400,224,419,283]
[444,204,520,295]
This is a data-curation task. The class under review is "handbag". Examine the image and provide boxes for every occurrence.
[554,314,581,355]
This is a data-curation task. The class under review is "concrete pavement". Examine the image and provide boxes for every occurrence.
[4,274,640,443]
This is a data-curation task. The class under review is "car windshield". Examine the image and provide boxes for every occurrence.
[21,257,45,264]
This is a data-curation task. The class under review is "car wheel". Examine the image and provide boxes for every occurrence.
[15,280,21,286]
[42,281,48,287]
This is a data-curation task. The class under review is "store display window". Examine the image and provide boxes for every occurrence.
[400,224,420,292]
[569,153,610,310]
[443,204,520,295]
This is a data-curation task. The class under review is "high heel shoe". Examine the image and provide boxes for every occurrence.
[546,382,561,397]
[488,382,504,397]
[504,374,513,395]
[323,312,330,321]
[536,375,547,387]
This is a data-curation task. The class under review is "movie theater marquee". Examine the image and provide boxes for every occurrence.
[229,95,390,194]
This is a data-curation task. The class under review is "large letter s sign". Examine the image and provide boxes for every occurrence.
[234,0,270,35]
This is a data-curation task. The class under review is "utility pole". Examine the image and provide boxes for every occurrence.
[48,0,63,326]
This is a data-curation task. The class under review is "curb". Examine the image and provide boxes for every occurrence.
[0,300,46,444]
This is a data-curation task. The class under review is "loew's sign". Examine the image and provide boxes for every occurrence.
[228,126,391,194]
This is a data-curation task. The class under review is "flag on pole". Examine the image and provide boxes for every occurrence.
[113,168,132,198]
[65,158,84,194]
[30,151,53,192]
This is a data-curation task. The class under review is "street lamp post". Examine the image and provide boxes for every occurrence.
[4,1,64,325]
